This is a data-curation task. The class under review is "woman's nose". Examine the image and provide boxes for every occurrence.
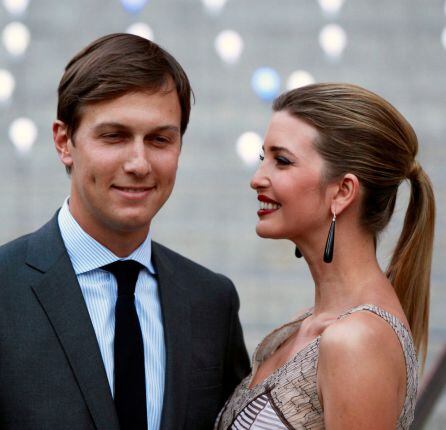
[250,164,268,190]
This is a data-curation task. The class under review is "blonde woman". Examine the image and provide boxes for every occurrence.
[215,83,435,429]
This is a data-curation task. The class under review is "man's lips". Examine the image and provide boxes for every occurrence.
[112,185,154,199]
[257,194,281,215]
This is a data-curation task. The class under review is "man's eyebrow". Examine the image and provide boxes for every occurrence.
[150,125,180,134]
[93,122,180,134]
[93,122,129,131]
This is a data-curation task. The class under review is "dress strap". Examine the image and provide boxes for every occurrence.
[337,304,408,334]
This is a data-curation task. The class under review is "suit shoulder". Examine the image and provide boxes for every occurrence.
[152,241,236,291]
[0,232,32,265]
[0,214,59,265]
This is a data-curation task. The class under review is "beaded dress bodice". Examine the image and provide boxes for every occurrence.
[215,304,418,430]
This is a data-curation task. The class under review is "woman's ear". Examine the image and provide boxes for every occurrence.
[331,173,360,215]
[53,120,73,169]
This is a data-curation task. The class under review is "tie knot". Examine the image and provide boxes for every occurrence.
[101,260,143,296]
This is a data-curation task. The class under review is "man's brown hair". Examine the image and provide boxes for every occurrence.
[57,33,193,140]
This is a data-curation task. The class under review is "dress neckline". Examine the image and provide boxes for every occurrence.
[247,309,314,390]
[246,303,412,391]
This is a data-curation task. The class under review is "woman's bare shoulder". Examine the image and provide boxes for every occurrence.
[323,309,401,345]
[317,310,407,429]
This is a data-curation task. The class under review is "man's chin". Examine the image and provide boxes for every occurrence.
[115,218,152,233]
[105,212,153,235]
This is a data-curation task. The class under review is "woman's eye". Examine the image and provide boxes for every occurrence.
[259,153,265,161]
[276,156,291,165]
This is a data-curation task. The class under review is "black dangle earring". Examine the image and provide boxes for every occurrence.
[295,246,302,258]
[323,212,336,263]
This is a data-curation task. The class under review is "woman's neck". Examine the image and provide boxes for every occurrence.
[299,224,392,317]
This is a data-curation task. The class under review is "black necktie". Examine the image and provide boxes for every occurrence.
[102,260,147,430]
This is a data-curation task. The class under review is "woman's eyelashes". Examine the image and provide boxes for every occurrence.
[275,156,293,166]
[259,151,294,166]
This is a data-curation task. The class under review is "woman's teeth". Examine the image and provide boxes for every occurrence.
[260,201,281,210]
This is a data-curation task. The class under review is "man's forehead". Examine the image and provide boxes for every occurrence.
[76,89,181,122]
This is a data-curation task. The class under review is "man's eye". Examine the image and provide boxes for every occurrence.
[102,133,122,140]
[151,135,170,144]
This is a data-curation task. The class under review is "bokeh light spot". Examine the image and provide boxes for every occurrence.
[2,0,30,16]
[319,24,347,58]
[126,22,154,41]
[251,67,281,102]
[318,0,345,15]
[236,132,263,166]
[215,30,244,64]
[0,69,15,102]
[2,21,30,56]
[9,117,37,154]
[202,0,227,15]
[286,70,315,90]
[120,0,148,14]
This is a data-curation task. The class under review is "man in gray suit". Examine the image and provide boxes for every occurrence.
[0,33,250,430]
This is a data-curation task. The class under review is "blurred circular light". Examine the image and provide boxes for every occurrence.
[120,0,148,14]
[2,21,30,56]
[319,24,347,58]
[0,69,15,102]
[236,132,263,166]
[9,117,37,154]
[251,67,281,102]
[286,70,315,90]
[2,0,29,15]
[318,0,345,15]
[126,22,154,40]
[442,27,446,50]
[215,30,243,64]
[202,0,227,15]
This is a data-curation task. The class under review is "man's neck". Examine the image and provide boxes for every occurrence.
[67,202,150,258]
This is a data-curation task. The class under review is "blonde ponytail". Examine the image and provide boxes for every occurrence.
[386,167,435,365]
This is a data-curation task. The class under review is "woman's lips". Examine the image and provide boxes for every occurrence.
[257,194,281,216]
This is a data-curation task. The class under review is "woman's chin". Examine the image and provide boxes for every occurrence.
[255,225,283,239]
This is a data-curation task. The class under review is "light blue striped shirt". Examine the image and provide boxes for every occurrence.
[57,198,165,430]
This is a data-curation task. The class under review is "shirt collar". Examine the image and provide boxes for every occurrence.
[57,197,155,275]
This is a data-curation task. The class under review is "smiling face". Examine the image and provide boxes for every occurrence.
[250,111,331,243]
[53,86,182,253]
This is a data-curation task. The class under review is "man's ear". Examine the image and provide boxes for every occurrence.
[331,173,360,215]
[53,120,73,170]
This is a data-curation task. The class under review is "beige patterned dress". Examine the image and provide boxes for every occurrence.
[215,304,418,430]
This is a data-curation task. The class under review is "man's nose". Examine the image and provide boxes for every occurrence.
[124,140,151,177]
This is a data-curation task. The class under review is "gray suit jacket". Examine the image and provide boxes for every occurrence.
[0,214,250,429]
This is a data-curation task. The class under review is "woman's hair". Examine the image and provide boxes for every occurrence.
[273,83,435,364]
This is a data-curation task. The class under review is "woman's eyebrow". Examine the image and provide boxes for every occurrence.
[269,145,296,157]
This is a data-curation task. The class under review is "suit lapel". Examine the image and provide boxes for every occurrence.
[153,243,192,430]
[27,215,120,430]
